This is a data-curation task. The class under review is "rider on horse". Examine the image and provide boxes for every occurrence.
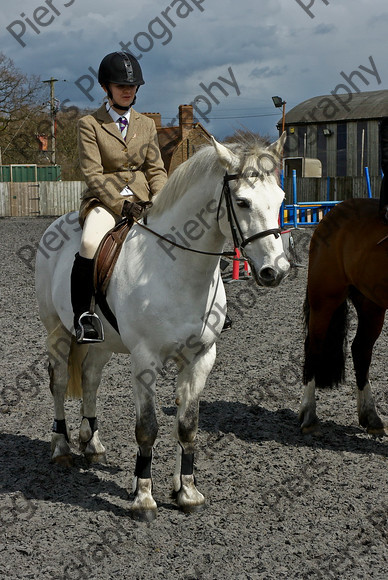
[70,52,167,343]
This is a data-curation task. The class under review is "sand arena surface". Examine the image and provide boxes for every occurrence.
[0,218,387,579]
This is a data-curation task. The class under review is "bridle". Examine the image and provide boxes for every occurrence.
[219,172,281,252]
[136,171,281,258]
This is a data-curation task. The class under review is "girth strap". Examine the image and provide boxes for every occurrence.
[95,291,120,334]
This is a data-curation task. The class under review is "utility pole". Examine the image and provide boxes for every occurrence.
[43,77,58,164]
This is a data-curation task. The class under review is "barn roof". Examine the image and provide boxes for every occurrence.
[285,89,388,125]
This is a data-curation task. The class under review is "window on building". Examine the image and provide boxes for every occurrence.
[336,123,347,176]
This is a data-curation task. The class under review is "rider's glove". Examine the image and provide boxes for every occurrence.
[121,200,152,221]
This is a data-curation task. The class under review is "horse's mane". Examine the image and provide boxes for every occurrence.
[150,133,271,217]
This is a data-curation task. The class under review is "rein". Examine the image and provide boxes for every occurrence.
[134,220,235,257]
[135,172,281,258]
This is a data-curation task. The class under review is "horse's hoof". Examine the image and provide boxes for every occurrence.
[51,454,73,467]
[130,508,157,522]
[173,475,206,513]
[179,502,206,514]
[366,426,387,437]
[130,478,157,520]
[85,452,107,464]
[301,423,321,435]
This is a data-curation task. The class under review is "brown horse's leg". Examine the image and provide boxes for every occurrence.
[300,289,348,433]
[350,291,386,435]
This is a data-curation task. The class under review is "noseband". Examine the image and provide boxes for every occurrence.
[219,172,281,252]
[135,171,281,258]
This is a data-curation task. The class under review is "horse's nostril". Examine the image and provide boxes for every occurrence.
[260,267,277,282]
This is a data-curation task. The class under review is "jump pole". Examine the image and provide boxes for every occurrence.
[231,247,250,281]
[292,169,298,228]
[232,247,241,280]
[364,166,372,198]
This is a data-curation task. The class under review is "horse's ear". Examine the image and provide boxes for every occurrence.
[266,132,286,160]
[211,136,240,170]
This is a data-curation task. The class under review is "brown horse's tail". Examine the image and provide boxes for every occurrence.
[303,290,349,388]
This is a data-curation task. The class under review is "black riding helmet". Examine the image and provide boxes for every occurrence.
[98,52,144,110]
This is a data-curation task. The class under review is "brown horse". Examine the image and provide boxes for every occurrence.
[300,197,387,436]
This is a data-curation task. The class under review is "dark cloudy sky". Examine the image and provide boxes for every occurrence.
[2,0,387,140]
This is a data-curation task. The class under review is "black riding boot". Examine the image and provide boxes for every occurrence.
[70,253,104,343]
[222,313,232,332]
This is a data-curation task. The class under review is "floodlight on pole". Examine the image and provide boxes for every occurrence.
[272,95,286,134]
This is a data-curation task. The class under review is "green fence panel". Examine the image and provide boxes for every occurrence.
[0,165,61,182]
[37,165,61,181]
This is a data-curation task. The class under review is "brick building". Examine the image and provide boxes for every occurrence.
[144,105,211,174]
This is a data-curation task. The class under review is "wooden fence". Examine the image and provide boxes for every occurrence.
[0,182,83,217]
[282,176,381,204]
[0,176,382,217]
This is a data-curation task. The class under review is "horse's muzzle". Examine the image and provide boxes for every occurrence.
[253,263,290,287]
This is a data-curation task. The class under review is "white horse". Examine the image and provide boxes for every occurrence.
[35,134,289,520]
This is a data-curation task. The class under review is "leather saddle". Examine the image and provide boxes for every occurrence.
[93,219,132,333]
[94,218,131,296]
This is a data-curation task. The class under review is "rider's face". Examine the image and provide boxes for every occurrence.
[105,83,137,110]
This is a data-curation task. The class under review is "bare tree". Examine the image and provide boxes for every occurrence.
[0,52,44,132]
[0,52,46,165]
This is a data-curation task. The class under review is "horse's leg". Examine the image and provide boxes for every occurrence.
[172,344,217,512]
[47,322,84,466]
[299,380,318,434]
[129,358,159,521]
[299,292,348,433]
[78,347,113,462]
[350,292,386,435]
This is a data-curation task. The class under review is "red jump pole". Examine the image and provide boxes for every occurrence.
[232,247,240,280]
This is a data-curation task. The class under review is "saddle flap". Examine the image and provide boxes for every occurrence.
[94,219,131,296]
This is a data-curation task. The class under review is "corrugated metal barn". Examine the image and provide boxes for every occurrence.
[283,89,388,177]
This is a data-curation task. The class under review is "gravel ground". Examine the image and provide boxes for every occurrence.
[0,217,387,580]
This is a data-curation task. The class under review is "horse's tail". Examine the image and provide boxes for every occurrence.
[303,290,348,388]
[65,337,87,399]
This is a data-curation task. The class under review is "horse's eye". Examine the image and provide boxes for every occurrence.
[236,199,250,209]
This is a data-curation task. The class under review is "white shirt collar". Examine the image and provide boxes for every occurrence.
[105,101,131,123]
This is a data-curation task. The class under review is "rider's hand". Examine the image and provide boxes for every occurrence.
[121,200,153,222]
[121,200,143,221]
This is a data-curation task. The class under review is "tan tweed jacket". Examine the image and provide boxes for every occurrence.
[78,104,167,224]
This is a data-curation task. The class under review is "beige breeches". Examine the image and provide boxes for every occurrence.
[79,206,119,259]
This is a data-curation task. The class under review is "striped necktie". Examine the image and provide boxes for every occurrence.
[118,116,128,135]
